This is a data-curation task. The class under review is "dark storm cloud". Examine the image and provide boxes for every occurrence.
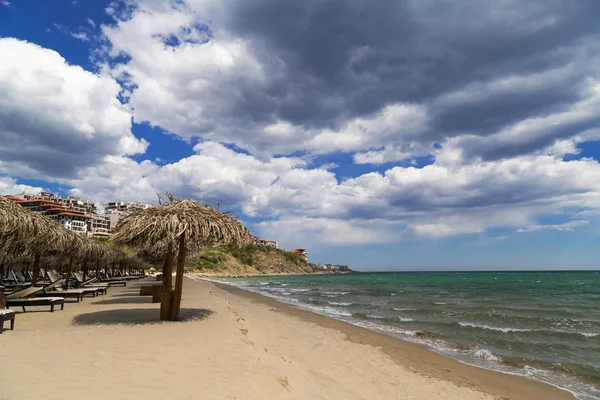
[215,0,600,154]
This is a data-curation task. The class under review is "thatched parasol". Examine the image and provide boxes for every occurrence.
[111,198,254,320]
[0,196,76,283]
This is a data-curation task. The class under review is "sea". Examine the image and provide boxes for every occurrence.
[218,271,600,400]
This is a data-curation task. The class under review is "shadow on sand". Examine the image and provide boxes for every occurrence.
[73,308,213,326]
[109,292,143,298]
[92,296,152,305]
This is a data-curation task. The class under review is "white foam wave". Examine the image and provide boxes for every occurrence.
[399,317,415,322]
[580,332,598,338]
[303,305,353,318]
[471,348,501,362]
[434,302,447,305]
[458,322,531,333]
[393,307,415,311]
[327,301,352,306]
[352,320,418,337]
[322,291,350,295]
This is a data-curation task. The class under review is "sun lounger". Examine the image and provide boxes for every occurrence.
[42,274,101,300]
[72,273,109,293]
[2,273,30,290]
[97,272,127,287]
[0,293,16,333]
[5,286,65,312]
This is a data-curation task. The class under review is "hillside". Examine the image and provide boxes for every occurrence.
[188,244,315,275]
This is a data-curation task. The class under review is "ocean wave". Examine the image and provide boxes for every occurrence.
[393,307,415,311]
[353,313,415,323]
[434,302,447,305]
[327,301,352,306]
[471,348,501,362]
[322,291,350,295]
[458,322,531,333]
[352,320,418,337]
[580,332,599,338]
[304,305,353,318]
[288,288,310,292]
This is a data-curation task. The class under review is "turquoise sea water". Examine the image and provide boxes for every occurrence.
[220,271,600,400]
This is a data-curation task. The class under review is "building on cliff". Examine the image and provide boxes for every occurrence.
[290,248,308,261]
[255,237,278,248]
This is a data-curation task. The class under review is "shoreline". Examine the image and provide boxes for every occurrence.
[187,271,352,278]
[208,278,575,400]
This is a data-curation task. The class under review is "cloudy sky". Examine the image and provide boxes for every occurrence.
[1,0,600,270]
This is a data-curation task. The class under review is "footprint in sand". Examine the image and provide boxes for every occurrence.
[240,328,254,346]
[275,375,291,392]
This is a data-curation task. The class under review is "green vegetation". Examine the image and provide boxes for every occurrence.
[189,244,310,275]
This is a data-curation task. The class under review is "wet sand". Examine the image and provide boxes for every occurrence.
[0,277,574,400]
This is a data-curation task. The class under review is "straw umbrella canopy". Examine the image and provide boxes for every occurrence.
[0,196,58,255]
[0,196,77,283]
[111,199,254,320]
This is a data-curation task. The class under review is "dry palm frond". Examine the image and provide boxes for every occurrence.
[110,199,254,250]
[0,196,66,255]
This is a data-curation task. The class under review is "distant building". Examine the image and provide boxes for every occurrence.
[14,191,97,215]
[311,263,349,271]
[290,248,308,261]
[49,211,91,233]
[5,196,92,234]
[255,237,278,248]
[104,201,151,212]
[90,213,111,239]
[104,201,151,229]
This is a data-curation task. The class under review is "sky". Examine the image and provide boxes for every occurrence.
[1,0,600,271]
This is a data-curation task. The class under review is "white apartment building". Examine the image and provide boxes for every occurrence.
[15,191,97,215]
[255,238,278,248]
[104,201,151,229]
[90,213,111,239]
[104,201,151,212]
[49,212,91,233]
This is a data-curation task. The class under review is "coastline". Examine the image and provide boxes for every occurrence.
[0,277,575,400]
[208,278,575,400]
[189,270,352,278]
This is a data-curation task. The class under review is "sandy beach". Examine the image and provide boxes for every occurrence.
[0,277,574,400]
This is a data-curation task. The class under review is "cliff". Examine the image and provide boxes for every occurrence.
[187,244,315,275]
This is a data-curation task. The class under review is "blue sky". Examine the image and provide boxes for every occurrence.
[1,0,600,270]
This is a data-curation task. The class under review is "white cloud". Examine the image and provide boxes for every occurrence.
[96,0,600,165]
[71,32,89,42]
[0,38,147,180]
[44,142,600,247]
[256,217,403,249]
[1,0,10,7]
[0,177,43,196]
[516,220,589,233]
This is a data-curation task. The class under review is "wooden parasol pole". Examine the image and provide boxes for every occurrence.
[31,254,41,285]
[171,234,186,321]
[65,256,74,287]
[160,242,174,321]
[82,259,88,281]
